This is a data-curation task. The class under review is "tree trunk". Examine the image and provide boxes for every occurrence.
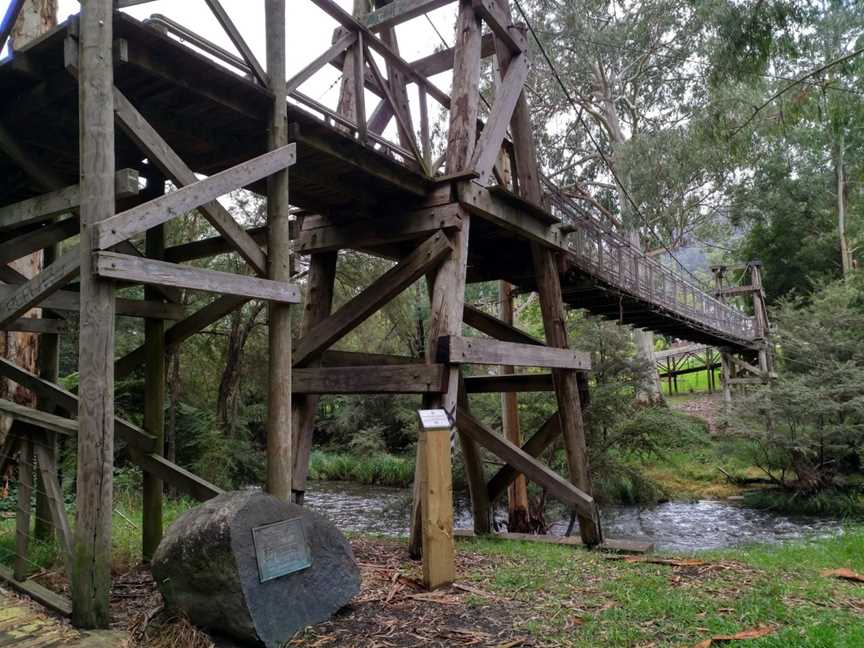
[592,61,662,405]
[0,1,59,443]
[216,303,265,433]
[834,135,852,277]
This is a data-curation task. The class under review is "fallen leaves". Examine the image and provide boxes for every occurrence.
[692,625,775,647]
[822,568,864,584]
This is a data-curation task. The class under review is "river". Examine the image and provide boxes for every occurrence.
[303,480,848,552]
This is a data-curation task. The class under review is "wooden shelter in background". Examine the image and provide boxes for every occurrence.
[0,0,761,626]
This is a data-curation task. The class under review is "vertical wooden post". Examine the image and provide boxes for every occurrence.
[142,176,166,560]
[35,242,59,543]
[457,374,491,535]
[72,0,116,629]
[14,439,33,582]
[493,0,601,546]
[500,281,529,532]
[265,0,293,501]
[409,0,482,575]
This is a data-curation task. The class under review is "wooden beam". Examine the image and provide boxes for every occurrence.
[293,364,447,394]
[0,399,78,436]
[470,53,528,184]
[1,318,67,334]
[287,30,357,95]
[319,350,418,366]
[33,437,74,575]
[714,285,758,297]
[0,358,156,454]
[0,218,79,266]
[410,33,497,77]
[293,231,453,367]
[0,285,187,320]
[462,303,543,345]
[0,564,72,618]
[129,450,222,502]
[487,411,561,502]
[472,0,522,54]
[13,439,32,582]
[203,0,268,86]
[94,145,296,252]
[463,372,553,393]
[438,335,591,370]
[455,408,598,521]
[93,252,301,304]
[0,248,79,328]
[365,0,456,31]
[0,170,140,232]
[163,226,268,264]
[113,88,270,276]
[115,295,249,380]
[297,204,463,254]
[418,414,455,589]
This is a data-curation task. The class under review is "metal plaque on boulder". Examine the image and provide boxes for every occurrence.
[252,518,312,582]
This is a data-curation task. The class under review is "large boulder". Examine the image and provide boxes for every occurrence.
[152,490,360,647]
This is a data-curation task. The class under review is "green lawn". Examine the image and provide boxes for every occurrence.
[460,528,864,647]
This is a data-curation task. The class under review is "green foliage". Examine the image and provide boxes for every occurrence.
[308,451,415,487]
[744,488,864,517]
[729,277,864,492]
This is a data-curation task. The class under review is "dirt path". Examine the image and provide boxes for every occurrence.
[669,392,723,434]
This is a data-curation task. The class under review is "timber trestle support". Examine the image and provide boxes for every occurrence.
[0,0,760,620]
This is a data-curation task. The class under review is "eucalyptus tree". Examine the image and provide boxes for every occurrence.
[521,0,727,401]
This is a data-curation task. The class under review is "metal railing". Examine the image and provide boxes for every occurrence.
[542,180,757,344]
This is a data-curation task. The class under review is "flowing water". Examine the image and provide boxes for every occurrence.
[303,480,848,553]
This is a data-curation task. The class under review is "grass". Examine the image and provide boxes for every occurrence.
[661,364,721,395]
[459,527,864,647]
[308,450,414,487]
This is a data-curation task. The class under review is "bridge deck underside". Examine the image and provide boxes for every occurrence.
[0,15,755,354]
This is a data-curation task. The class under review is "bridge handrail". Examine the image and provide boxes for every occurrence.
[541,179,756,342]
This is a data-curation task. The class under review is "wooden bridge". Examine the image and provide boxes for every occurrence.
[0,0,762,627]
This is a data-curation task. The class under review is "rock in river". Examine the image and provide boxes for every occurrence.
[152,490,360,647]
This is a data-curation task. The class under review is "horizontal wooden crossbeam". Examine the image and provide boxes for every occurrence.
[456,408,597,521]
[463,373,553,393]
[0,399,78,436]
[164,226,268,264]
[0,285,186,320]
[714,285,758,297]
[94,144,296,251]
[0,217,79,266]
[0,169,139,232]
[93,252,301,304]
[319,350,419,366]
[1,318,66,334]
[294,231,453,367]
[297,204,463,254]
[365,0,456,31]
[438,335,591,370]
[293,364,448,394]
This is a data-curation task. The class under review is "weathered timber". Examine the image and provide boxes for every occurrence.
[203,0,267,86]
[297,204,463,254]
[73,0,117,628]
[0,564,73,618]
[319,350,418,366]
[94,145,296,252]
[456,408,598,522]
[471,0,522,54]
[463,372,554,393]
[0,170,139,232]
[487,411,561,502]
[0,399,78,436]
[265,0,294,503]
[293,364,448,394]
[437,335,591,370]
[1,318,67,334]
[0,217,79,266]
[0,357,156,453]
[0,248,79,328]
[93,252,300,304]
[293,231,453,367]
[32,436,74,574]
[365,0,455,30]
[457,374,492,535]
[112,88,270,276]
[163,226,268,264]
[0,285,186,320]
[462,303,544,345]
[115,295,249,380]
[13,439,32,582]
[418,413,456,589]
[287,30,357,94]
[129,450,222,502]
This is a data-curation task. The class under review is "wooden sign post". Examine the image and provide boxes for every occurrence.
[417,409,455,589]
